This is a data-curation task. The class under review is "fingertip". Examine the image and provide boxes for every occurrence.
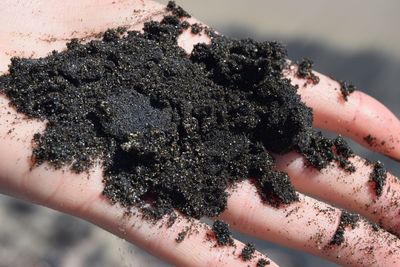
[290,69,400,161]
[354,91,400,160]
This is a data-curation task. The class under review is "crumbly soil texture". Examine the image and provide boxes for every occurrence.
[370,161,387,197]
[340,80,356,101]
[329,210,360,246]
[241,243,256,261]
[257,258,271,267]
[212,220,234,246]
[296,58,319,84]
[0,2,355,220]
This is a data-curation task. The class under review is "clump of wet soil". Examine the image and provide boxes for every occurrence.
[212,220,234,246]
[166,1,191,18]
[0,2,354,220]
[175,227,189,243]
[257,258,271,266]
[370,161,387,197]
[364,134,377,146]
[340,81,356,101]
[329,211,360,246]
[296,58,320,84]
[298,134,355,172]
[241,243,256,261]
[190,23,204,34]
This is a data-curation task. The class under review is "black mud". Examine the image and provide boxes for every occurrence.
[329,211,360,246]
[0,1,355,220]
[370,161,387,197]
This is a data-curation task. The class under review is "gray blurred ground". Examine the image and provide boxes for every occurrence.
[1,1,399,267]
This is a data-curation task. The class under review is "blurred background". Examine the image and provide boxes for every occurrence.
[1,0,399,266]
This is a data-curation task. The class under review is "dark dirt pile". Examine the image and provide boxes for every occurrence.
[0,2,355,220]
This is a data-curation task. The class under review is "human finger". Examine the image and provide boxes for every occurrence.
[220,180,400,267]
[275,152,400,236]
[285,67,400,160]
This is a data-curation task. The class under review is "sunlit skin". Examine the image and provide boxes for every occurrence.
[1,1,400,266]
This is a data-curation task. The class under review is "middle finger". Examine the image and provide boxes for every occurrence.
[220,180,400,266]
[275,152,400,236]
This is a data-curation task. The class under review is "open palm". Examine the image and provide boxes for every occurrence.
[1,1,400,266]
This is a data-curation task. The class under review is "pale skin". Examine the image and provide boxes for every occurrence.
[1,1,400,266]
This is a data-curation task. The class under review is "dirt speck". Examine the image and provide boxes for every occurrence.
[364,134,377,146]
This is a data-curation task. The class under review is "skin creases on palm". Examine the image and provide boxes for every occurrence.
[1,1,400,267]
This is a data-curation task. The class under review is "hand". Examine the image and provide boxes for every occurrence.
[1,1,400,266]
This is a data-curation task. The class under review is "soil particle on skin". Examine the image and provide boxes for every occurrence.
[166,212,177,228]
[339,81,356,101]
[364,134,377,147]
[333,135,356,172]
[191,23,203,34]
[175,227,189,243]
[296,58,319,84]
[257,258,271,267]
[370,161,387,197]
[297,134,355,172]
[329,211,360,246]
[180,20,190,30]
[212,220,234,246]
[258,171,299,206]
[0,1,356,221]
[166,1,191,18]
[371,222,381,232]
[241,243,256,261]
